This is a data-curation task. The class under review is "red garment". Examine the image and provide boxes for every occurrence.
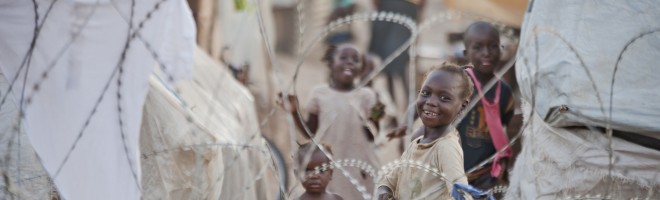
[466,69,512,177]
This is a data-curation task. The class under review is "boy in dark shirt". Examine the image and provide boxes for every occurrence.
[458,21,514,190]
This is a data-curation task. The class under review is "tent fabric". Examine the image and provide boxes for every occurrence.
[140,76,226,200]
[141,48,276,200]
[508,0,660,199]
[515,0,660,139]
[0,0,195,199]
[0,69,57,199]
[505,101,660,199]
[182,48,276,200]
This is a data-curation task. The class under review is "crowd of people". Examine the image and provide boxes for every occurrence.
[274,15,520,199]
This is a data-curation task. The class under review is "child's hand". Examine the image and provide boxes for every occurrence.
[385,126,406,140]
[277,93,299,113]
[497,158,509,182]
[369,102,386,121]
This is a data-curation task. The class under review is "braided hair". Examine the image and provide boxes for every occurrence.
[424,62,474,101]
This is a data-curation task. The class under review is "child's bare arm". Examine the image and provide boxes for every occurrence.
[292,112,318,139]
[386,103,418,140]
[278,94,319,137]
[371,0,380,8]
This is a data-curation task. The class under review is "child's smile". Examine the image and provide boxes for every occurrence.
[341,67,355,77]
[419,103,445,125]
[421,110,439,119]
[479,57,496,68]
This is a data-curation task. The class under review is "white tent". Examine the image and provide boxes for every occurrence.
[140,47,275,199]
[508,0,660,199]
[0,0,195,199]
[140,48,277,200]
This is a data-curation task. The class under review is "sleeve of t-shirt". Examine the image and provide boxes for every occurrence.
[437,138,469,194]
[378,148,403,193]
[305,88,321,115]
[378,163,400,192]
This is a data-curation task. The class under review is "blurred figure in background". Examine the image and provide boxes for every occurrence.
[368,0,426,119]
[459,21,514,190]
[281,44,384,199]
[327,0,357,45]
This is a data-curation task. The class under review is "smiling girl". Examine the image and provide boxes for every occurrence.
[282,44,383,199]
[376,62,472,199]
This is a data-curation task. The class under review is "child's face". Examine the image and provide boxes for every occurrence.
[302,152,333,194]
[416,71,467,128]
[464,30,501,74]
[330,45,361,86]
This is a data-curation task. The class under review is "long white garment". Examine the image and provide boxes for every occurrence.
[216,0,277,137]
[0,0,195,199]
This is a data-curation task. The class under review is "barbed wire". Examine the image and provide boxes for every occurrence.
[115,0,142,191]
[2,0,658,199]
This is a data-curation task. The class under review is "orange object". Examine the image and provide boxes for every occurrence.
[443,0,528,27]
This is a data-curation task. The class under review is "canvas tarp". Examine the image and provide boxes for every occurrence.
[515,0,660,138]
[0,0,196,199]
[140,48,277,200]
[507,0,660,199]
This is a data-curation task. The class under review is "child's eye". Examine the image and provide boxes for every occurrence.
[440,96,452,101]
[419,90,430,97]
